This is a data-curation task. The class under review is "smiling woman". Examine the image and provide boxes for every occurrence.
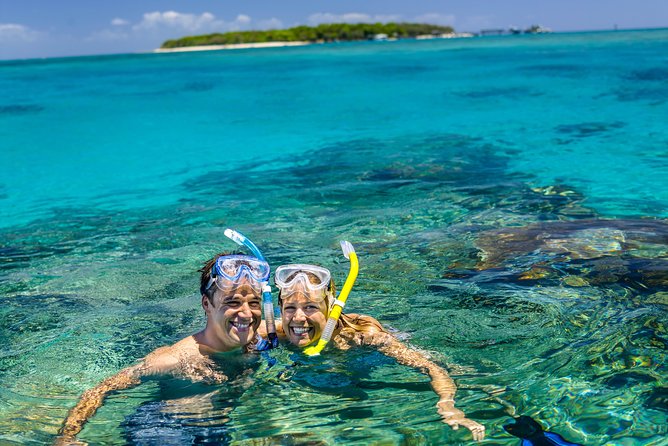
[264,263,486,442]
[55,251,266,443]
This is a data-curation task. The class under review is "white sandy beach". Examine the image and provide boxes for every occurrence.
[154,41,311,53]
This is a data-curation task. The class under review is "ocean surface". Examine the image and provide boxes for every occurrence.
[1,29,667,445]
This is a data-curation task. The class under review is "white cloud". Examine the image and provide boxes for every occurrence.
[87,10,265,48]
[0,23,42,42]
[307,12,457,27]
[257,18,283,30]
[307,13,401,25]
[235,14,251,25]
[111,18,130,26]
[133,11,224,33]
[413,13,456,26]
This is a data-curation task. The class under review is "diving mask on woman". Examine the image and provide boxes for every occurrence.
[274,264,331,300]
[205,255,270,294]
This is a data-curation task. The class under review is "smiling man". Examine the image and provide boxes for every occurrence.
[56,253,267,442]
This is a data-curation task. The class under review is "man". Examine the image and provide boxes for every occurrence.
[56,253,267,441]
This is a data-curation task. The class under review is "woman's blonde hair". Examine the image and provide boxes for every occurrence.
[277,269,385,336]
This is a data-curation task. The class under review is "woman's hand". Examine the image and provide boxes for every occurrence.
[53,435,87,446]
[437,399,485,441]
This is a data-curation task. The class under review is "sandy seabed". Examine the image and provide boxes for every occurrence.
[154,41,311,53]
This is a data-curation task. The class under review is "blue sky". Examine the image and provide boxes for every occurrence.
[1,0,666,60]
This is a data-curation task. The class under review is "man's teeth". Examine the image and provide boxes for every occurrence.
[292,327,310,335]
[232,322,250,329]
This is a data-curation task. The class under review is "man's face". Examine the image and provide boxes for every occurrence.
[208,282,262,349]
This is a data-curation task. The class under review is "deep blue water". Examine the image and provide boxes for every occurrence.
[0,29,667,445]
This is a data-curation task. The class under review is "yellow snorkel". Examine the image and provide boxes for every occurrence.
[303,240,358,356]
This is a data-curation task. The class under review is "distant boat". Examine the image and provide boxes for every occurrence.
[525,24,552,34]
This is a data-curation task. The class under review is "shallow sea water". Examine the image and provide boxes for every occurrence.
[0,29,667,445]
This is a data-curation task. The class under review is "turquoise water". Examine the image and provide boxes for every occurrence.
[1,29,667,444]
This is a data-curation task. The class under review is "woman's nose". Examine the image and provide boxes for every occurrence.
[293,308,307,321]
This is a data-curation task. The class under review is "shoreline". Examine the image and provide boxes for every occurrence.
[154,41,311,53]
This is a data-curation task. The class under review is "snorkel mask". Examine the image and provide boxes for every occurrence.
[205,255,269,294]
[223,229,279,349]
[274,264,331,301]
[302,241,358,356]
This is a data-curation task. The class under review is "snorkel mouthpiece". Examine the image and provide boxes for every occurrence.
[303,240,358,356]
[225,228,278,348]
[340,240,354,259]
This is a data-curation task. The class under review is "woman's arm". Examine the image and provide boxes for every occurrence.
[345,321,485,441]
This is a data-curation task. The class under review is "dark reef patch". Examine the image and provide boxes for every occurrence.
[520,64,584,76]
[554,121,625,138]
[0,104,44,115]
[613,86,668,104]
[183,133,520,207]
[183,81,215,92]
[626,67,668,82]
[454,87,542,99]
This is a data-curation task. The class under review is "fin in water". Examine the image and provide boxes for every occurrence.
[503,416,583,446]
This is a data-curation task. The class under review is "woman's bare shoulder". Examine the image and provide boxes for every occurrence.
[346,313,381,324]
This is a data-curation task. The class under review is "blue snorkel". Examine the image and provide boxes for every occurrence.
[224,229,279,349]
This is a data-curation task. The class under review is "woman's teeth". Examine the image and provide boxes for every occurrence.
[292,327,310,335]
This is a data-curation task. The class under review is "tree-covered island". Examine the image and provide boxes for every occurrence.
[161,22,455,48]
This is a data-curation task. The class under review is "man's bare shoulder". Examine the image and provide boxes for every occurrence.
[142,335,204,375]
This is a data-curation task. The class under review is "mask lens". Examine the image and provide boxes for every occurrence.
[215,272,262,294]
[208,255,269,294]
[249,261,270,281]
[275,264,331,297]
[216,256,269,282]
[280,275,328,301]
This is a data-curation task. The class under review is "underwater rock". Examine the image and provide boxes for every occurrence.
[453,219,668,290]
[602,371,657,388]
[644,386,668,412]
[646,292,668,306]
[476,219,667,264]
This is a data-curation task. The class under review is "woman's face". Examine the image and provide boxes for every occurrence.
[281,290,328,347]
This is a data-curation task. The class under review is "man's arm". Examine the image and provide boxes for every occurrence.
[56,346,180,442]
[351,326,485,441]
[56,364,143,440]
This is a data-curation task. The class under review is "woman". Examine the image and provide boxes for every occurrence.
[263,263,485,441]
